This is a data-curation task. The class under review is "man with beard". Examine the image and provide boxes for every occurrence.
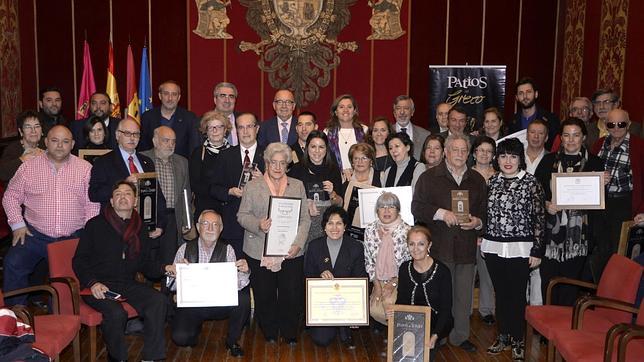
[71,92,119,149]
[509,77,559,150]
[38,87,68,134]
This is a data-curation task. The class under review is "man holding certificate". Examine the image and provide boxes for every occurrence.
[168,210,250,357]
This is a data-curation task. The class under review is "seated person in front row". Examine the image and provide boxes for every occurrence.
[73,180,172,362]
[168,210,251,357]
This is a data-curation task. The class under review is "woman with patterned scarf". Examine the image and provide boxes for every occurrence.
[324,94,368,180]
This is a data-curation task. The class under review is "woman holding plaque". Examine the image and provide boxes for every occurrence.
[288,130,343,243]
[419,134,445,170]
[534,118,604,305]
[381,132,425,189]
[364,192,412,326]
[324,94,369,178]
[366,116,395,172]
[237,142,311,345]
[388,226,453,362]
[481,138,545,360]
[189,111,231,219]
[82,116,110,149]
[304,206,367,349]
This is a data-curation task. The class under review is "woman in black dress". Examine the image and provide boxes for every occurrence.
[366,116,395,172]
[83,115,110,149]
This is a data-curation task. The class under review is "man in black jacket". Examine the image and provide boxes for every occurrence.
[71,92,119,150]
[509,77,560,150]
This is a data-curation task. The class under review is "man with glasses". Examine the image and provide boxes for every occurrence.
[213,82,240,146]
[591,88,641,140]
[210,113,265,257]
[393,95,431,160]
[140,81,200,158]
[258,89,298,148]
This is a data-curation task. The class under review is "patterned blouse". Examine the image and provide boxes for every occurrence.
[363,220,412,281]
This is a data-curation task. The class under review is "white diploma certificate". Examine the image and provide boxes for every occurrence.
[264,196,302,256]
[358,186,414,228]
[306,278,369,326]
[552,172,605,209]
[176,262,238,307]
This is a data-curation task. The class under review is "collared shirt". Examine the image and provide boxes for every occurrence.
[3,152,100,237]
[396,122,413,139]
[154,155,176,208]
[118,146,143,173]
[598,133,633,193]
[239,142,258,166]
[525,148,546,175]
[277,116,293,130]
[171,239,250,291]
[227,113,238,146]
[160,109,177,127]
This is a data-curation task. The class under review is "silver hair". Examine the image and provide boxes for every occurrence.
[263,142,292,164]
[444,134,471,152]
[393,95,415,112]
[213,82,238,97]
[374,192,401,213]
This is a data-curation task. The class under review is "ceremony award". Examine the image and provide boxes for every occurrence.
[176,262,238,307]
[135,172,158,231]
[264,196,301,256]
[238,162,257,188]
[305,278,369,326]
[78,149,110,165]
[451,190,470,223]
[552,172,605,210]
[387,305,432,362]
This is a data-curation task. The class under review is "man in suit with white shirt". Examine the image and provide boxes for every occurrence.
[214,82,240,146]
[257,89,298,148]
[393,95,431,160]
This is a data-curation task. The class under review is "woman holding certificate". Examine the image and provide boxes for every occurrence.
[481,138,545,361]
[304,206,367,348]
[237,142,311,345]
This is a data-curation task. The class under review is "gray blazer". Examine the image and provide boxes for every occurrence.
[141,150,192,240]
[237,176,311,260]
[410,124,431,160]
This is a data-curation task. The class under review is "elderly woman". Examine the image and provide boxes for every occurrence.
[304,206,367,348]
[388,226,454,362]
[189,110,231,219]
[481,107,506,141]
[82,115,110,149]
[237,142,311,345]
[324,94,369,177]
[288,130,343,243]
[364,192,412,325]
[419,134,445,169]
[0,110,43,187]
[381,132,425,189]
[481,138,545,360]
[366,116,395,172]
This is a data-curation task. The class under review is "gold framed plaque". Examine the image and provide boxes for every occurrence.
[387,304,432,362]
[305,278,369,327]
[135,172,158,231]
[451,190,470,223]
[78,149,110,165]
[552,172,605,210]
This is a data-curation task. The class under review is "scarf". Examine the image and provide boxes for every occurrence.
[203,138,229,156]
[375,216,402,280]
[326,126,365,169]
[263,172,288,196]
[102,205,142,259]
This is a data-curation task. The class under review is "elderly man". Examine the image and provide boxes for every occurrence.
[140,81,200,158]
[71,92,119,150]
[141,126,192,266]
[0,110,43,188]
[393,95,431,160]
[509,77,560,150]
[213,82,239,146]
[73,180,172,362]
[169,210,250,357]
[38,87,68,134]
[258,89,298,148]
[591,88,641,140]
[412,134,487,353]
[2,125,99,305]
[550,97,597,152]
[291,111,318,163]
[430,102,451,134]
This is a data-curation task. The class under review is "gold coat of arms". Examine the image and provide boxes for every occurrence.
[194,0,233,39]
[367,0,405,40]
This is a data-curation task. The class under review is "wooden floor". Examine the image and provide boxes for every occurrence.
[59,313,547,361]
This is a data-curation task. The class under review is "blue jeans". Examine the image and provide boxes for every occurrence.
[3,226,79,306]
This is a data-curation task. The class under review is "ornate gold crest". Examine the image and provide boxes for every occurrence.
[239,0,358,106]
[367,0,405,40]
[193,0,233,39]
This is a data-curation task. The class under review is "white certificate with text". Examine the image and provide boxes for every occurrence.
[176,262,238,307]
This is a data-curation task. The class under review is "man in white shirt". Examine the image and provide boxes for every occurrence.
[213,82,239,146]
[393,95,431,160]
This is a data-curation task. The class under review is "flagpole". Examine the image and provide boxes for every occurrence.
[148,0,153,86]
[109,0,113,40]
[71,0,78,115]
[33,0,39,106]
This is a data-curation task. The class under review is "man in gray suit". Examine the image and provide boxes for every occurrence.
[393,95,431,160]
[142,126,193,267]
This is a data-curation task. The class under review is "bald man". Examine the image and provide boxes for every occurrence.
[2,125,100,305]
[257,89,298,148]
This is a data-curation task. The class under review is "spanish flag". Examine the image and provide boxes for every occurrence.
[126,44,140,123]
[106,38,121,118]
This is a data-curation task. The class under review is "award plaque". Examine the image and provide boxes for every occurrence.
[552,172,605,210]
[305,278,369,326]
[238,162,257,188]
[306,181,329,203]
[135,172,158,231]
[264,196,302,256]
[387,305,432,362]
[451,190,470,223]
[78,149,110,165]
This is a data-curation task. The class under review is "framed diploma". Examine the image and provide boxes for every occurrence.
[78,149,110,165]
[135,172,158,231]
[451,190,470,223]
[357,186,414,228]
[387,305,432,362]
[176,262,238,307]
[305,278,369,326]
[264,196,302,256]
[552,172,605,209]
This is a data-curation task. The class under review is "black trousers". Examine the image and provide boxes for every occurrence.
[540,255,586,306]
[247,255,304,340]
[484,253,530,340]
[158,210,179,265]
[82,281,167,361]
[308,326,351,347]
[590,194,631,281]
[172,286,251,346]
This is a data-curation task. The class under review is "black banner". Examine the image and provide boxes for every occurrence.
[429,66,506,131]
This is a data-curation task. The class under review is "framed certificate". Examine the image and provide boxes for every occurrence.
[135,172,158,230]
[78,149,110,165]
[176,262,238,307]
[552,172,605,209]
[387,304,432,362]
[264,196,302,256]
[357,186,414,228]
[305,278,369,326]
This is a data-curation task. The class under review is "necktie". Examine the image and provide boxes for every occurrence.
[243,149,250,167]
[280,122,289,143]
[128,155,138,174]
[401,127,407,135]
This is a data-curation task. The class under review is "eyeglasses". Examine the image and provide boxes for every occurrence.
[570,107,591,114]
[236,124,257,131]
[207,125,225,132]
[606,121,628,129]
[269,160,287,168]
[593,99,615,107]
[23,125,42,132]
[352,156,369,162]
[378,205,397,210]
[118,130,141,138]
[160,91,179,97]
[216,93,236,100]
[273,100,295,106]
[198,221,220,229]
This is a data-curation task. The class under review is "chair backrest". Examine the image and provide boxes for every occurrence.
[636,300,644,326]
[46,238,80,315]
[596,254,643,323]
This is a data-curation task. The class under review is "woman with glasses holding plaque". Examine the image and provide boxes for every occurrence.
[324,94,368,179]
[189,111,231,219]
[288,130,343,243]
[381,132,425,189]
[419,134,445,170]
[237,142,311,345]
[366,116,395,172]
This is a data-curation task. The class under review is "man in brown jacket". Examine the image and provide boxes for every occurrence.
[411,134,487,353]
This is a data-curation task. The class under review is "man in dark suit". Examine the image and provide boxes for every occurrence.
[439,105,476,146]
[429,102,451,135]
[210,113,265,257]
[257,89,298,148]
[89,118,167,238]
[393,95,431,160]
[71,92,119,150]
[139,81,200,158]
[291,111,318,164]
[38,86,68,135]
[213,82,240,146]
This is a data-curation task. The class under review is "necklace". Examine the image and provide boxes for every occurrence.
[338,128,353,145]
[408,260,438,311]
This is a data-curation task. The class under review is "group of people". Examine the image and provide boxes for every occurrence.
[0,76,642,362]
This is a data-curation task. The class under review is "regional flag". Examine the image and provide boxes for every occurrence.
[106,38,121,118]
[76,40,96,120]
[139,46,152,117]
[126,44,140,123]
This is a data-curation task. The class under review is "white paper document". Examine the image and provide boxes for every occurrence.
[176,262,238,307]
